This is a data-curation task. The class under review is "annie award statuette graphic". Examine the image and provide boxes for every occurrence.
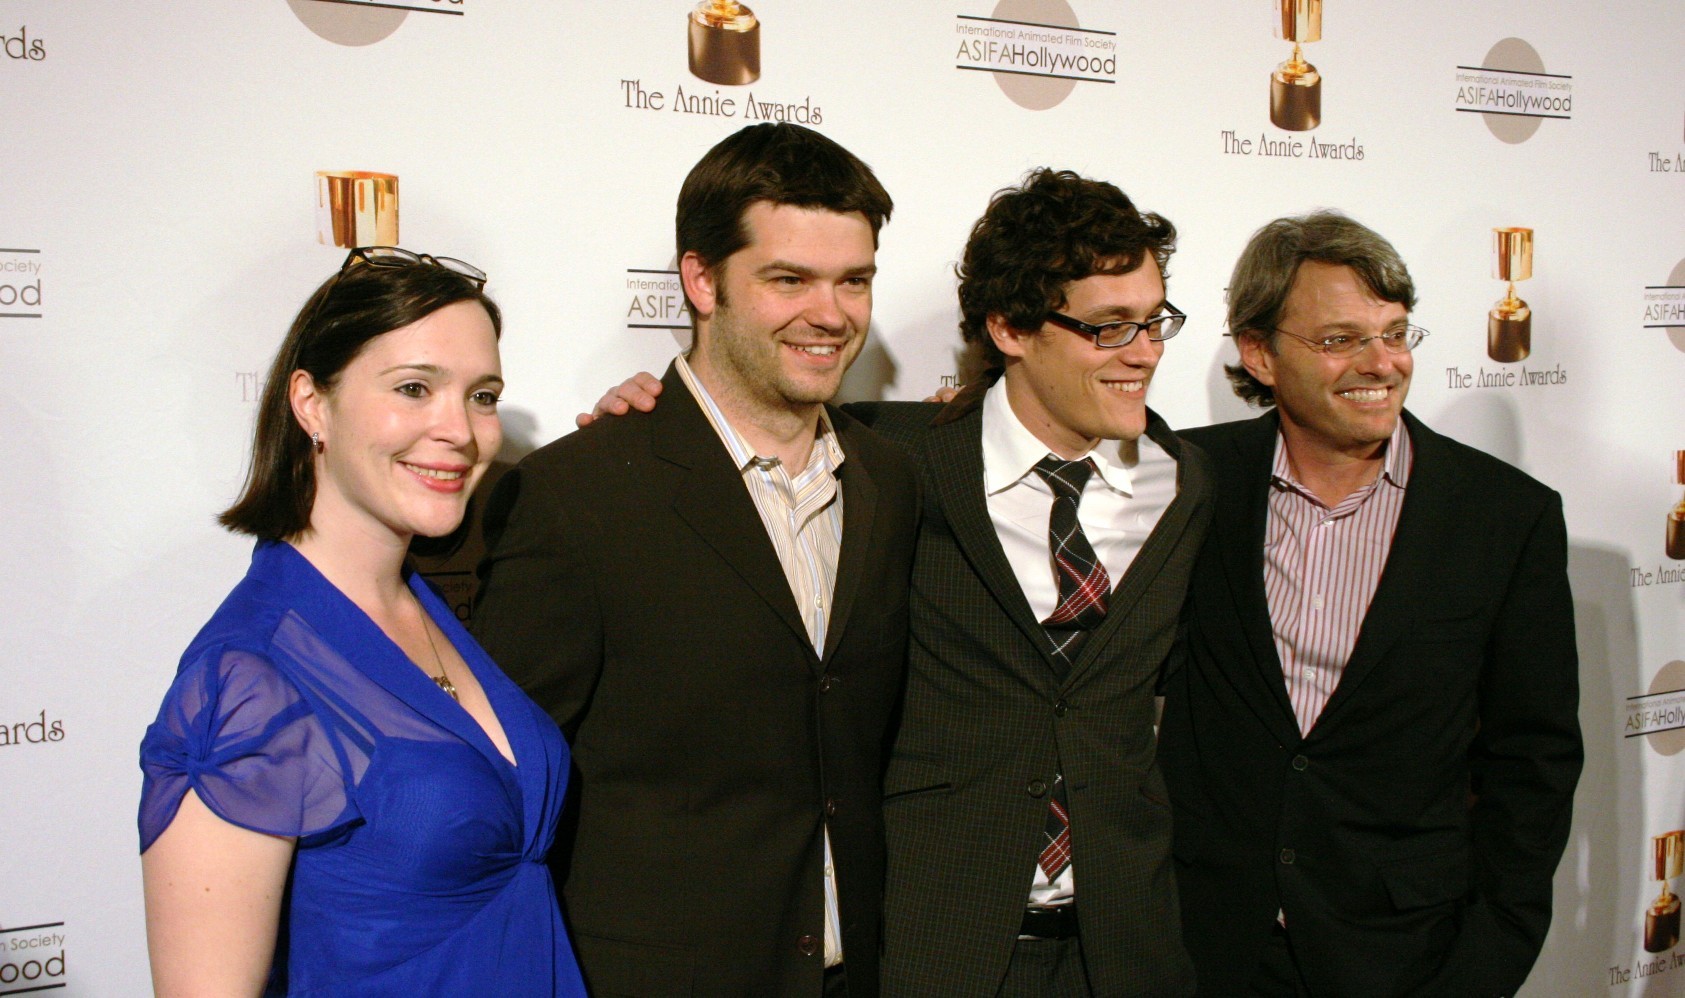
[1487,227,1533,363]
[1667,450,1685,561]
[688,0,760,86]
[1269,0,1322,131]
[316,171,398,249]
[1646,830,1685,952]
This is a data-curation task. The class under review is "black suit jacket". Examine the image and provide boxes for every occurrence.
[473,363,918,997]
[852,381,1211,997]
[1162,410,1582,997]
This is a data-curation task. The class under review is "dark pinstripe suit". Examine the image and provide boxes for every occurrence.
[849,380,1212,997]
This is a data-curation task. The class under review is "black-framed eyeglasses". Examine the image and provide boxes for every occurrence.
[1044,303,1186,348]
[1272,324,1427,357]
[341,245,487,286]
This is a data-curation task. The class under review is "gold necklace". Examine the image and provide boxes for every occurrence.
[415,595,459,702]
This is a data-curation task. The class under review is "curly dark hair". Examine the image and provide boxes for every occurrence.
[956,168,1176,367]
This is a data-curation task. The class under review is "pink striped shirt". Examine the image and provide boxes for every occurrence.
[1264,422,1413,736]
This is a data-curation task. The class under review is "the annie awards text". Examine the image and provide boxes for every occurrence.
[1443,364,1568,389]
[1649,152,1685,173]
[0,710,64,747]
[1630,564,1685,589]
[1220,130,1364,161]
[620,80,822,125]
[1611,950,1685,986]
[1,25,45,60]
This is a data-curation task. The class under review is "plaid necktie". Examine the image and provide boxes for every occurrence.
[1031,456,1111,671]
[1029,456,1111,885]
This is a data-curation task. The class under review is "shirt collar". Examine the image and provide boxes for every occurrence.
[981,373,1139,496]
[1270,415,1414,495]
[675,353,844,475]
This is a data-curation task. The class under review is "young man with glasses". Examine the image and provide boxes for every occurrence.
[1160,210,1582,997]
[851,168,1210,997]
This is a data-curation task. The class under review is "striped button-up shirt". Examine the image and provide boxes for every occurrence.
[675,355,847,966]
[1264,421,1412,736]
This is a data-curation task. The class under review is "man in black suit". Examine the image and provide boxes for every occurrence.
[1160,211,1582,997]
[590,169,1212,995]
[473,123,919,997]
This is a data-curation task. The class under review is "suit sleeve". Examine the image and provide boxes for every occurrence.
[838,400,939,457]
[1430,491,1582,997]
[472,462,604,740]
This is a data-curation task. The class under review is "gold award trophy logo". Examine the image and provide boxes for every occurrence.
[316,171,398,249]
[1647,831,1685,952]
[1269,0,1322,131]
[1487,227,1532,363]
[1668,451,1685,561]
[688,0,760,86]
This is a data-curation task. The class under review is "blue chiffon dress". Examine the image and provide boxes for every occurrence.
[139,541,586,996]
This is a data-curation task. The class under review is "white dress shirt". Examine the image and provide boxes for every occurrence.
[980,376,1178,905]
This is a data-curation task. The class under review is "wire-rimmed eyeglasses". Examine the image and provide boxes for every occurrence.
[1271,324,1428,357]
[1044,302,1186,348]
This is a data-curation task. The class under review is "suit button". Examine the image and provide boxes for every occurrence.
[797,934,820,956]
[1291,754,1309,771]
[818,676,834,694]
[825,798,838,817]
[1279,848,1296,865]
[1027,780,1048,798]
[1053,700,1069,718]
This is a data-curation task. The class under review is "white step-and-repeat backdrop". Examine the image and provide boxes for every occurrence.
[2,2,1682,993]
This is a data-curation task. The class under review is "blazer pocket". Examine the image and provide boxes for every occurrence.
[573,933,694,996]
[1139,762,1172,808]
[883,758,952,802]
[1406,609,1487,644]
[1378,848,1472,911]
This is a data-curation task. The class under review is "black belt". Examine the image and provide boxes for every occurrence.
[1019,904,1079,939]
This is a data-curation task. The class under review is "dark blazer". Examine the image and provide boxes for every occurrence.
[851,381,1212,997]
[1162,409,1582,997]
[473,363,918,997]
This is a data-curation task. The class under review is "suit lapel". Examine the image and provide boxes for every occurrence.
[1064,412,1202,686]
[822,412,878,661]
[1312,412,1460,730]
[926,388,1060,677]
[1213,413,1302,741]
[652,366,816,664]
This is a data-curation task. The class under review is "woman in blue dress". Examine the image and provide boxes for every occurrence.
[138,248,586,996]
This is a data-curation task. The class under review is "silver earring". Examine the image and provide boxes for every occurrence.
[311,432,323,453]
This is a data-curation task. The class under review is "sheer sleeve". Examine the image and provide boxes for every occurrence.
[138,644,361,852]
